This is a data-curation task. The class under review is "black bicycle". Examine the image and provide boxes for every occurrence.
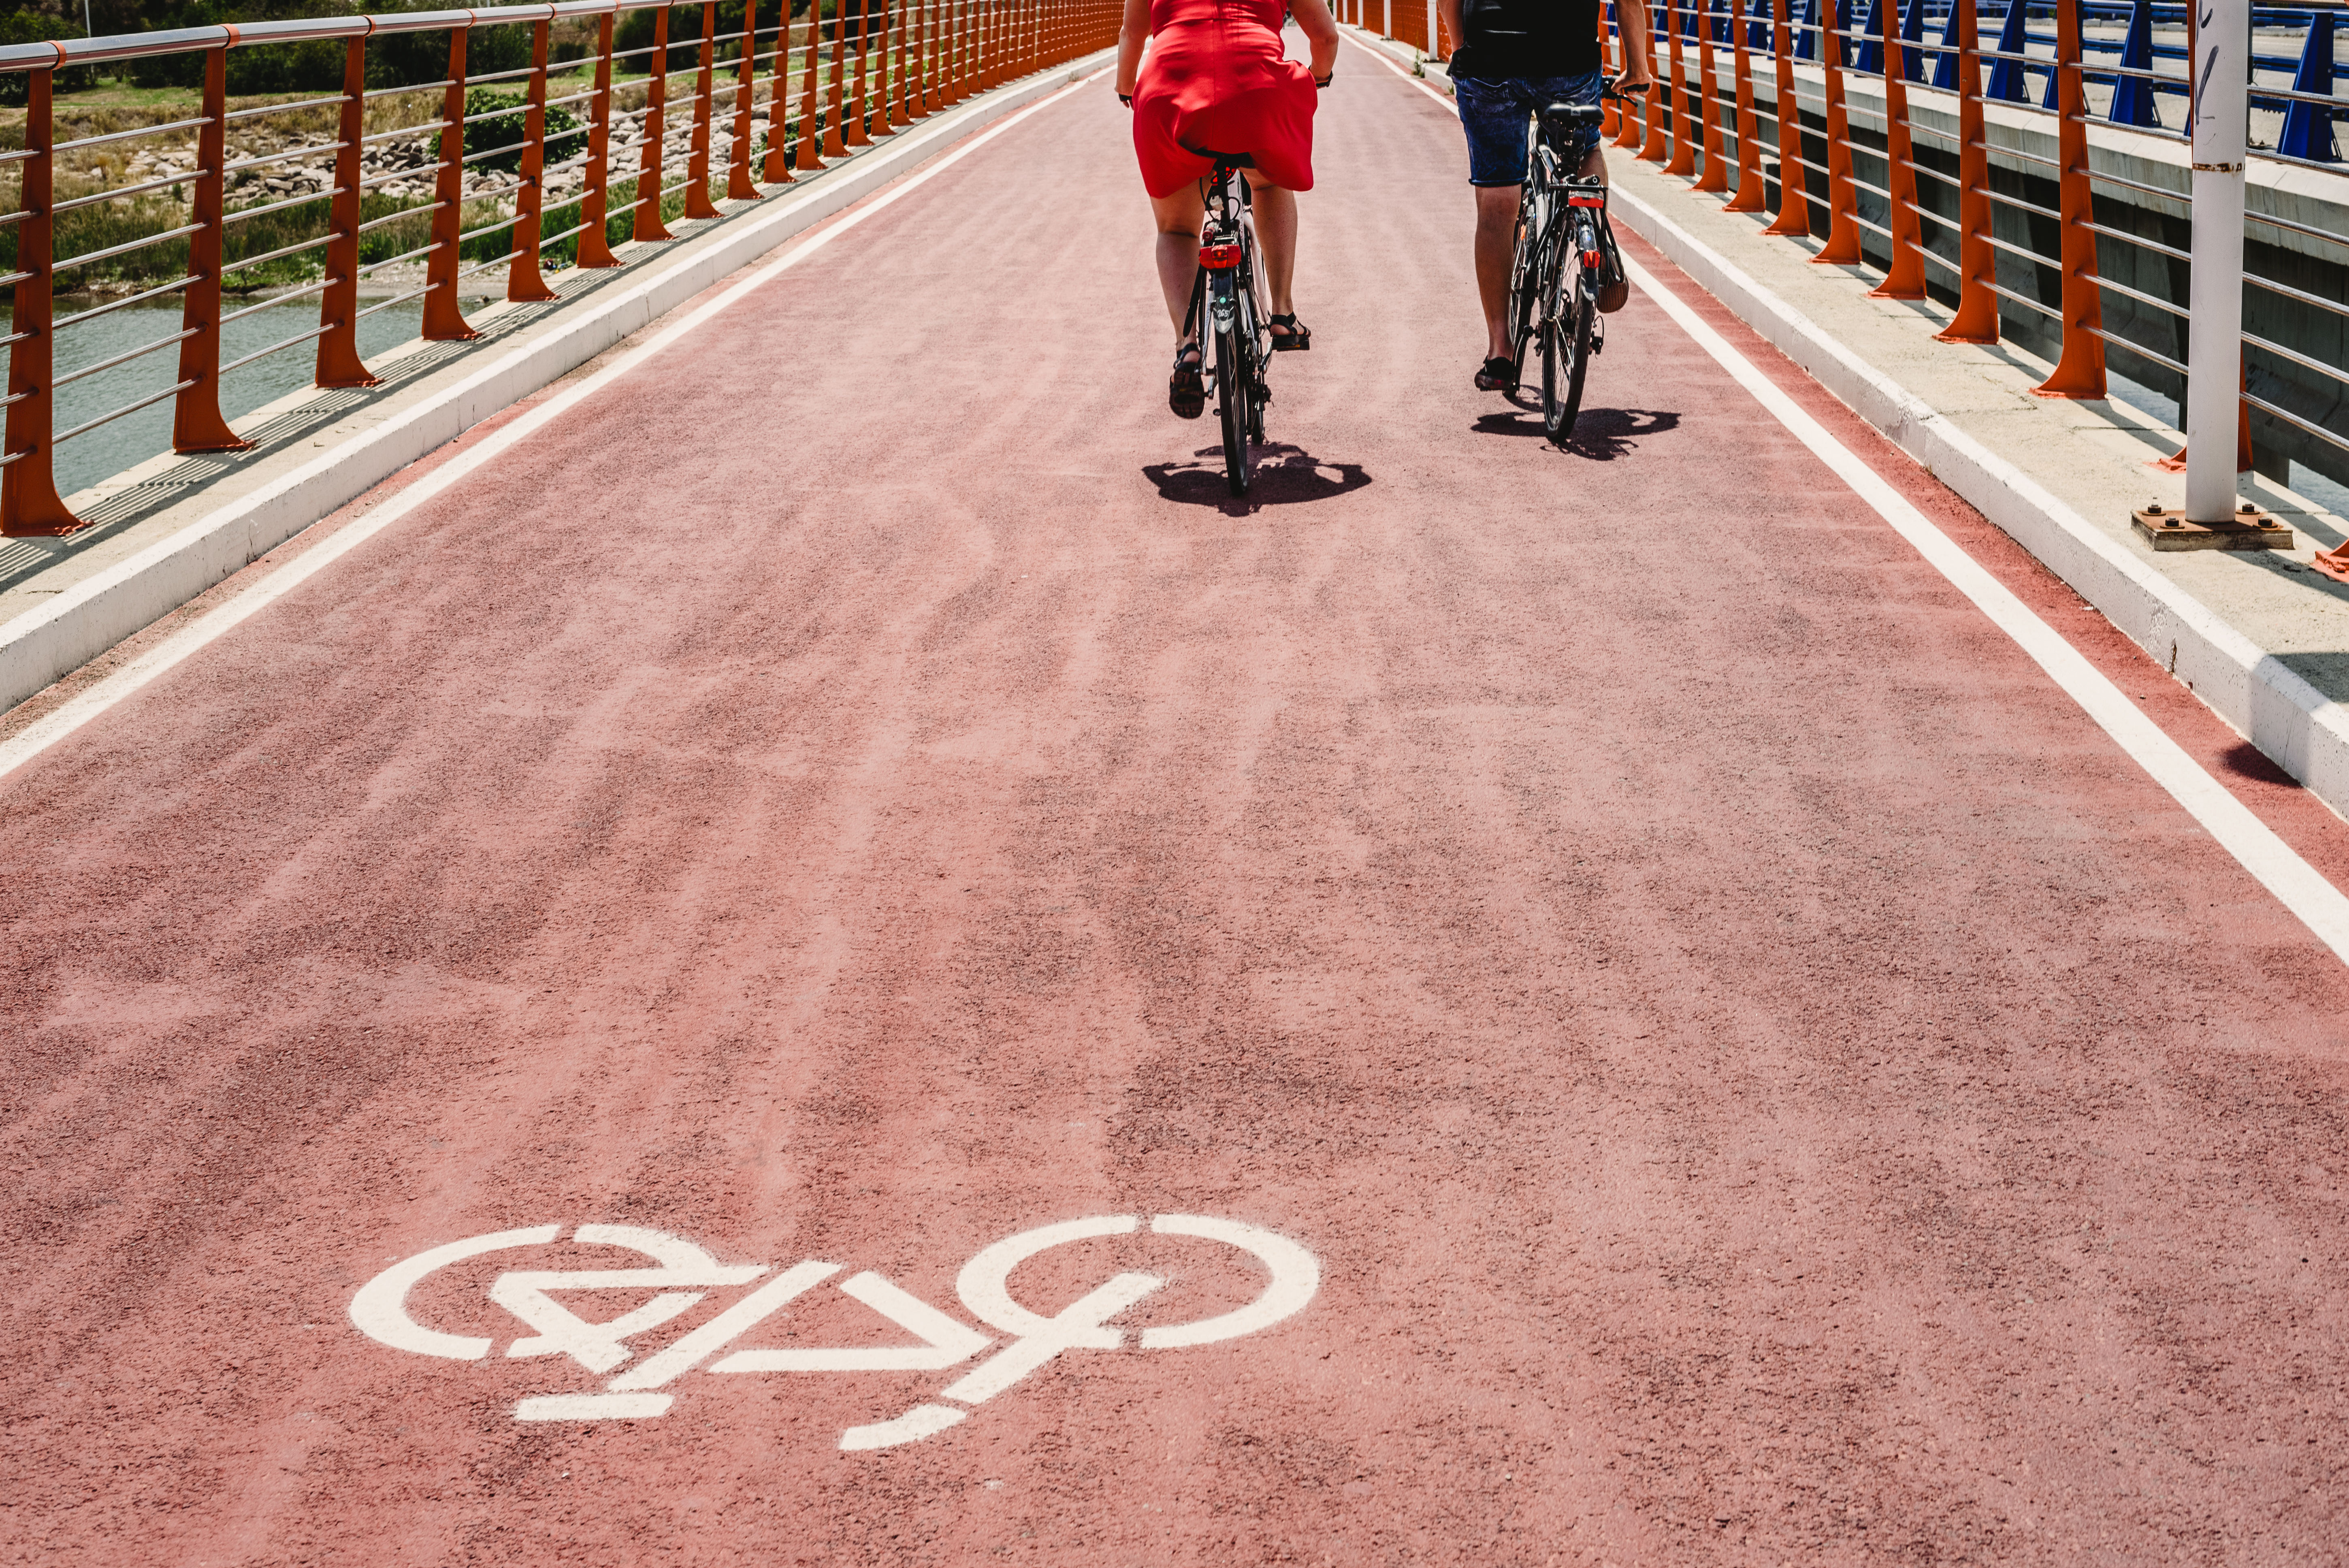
[1184,151,1273,495]
[1505,81,1638,444]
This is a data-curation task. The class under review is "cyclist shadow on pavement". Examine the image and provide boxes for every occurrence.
[1473,403,1680,461]
[1143,443,1373,513]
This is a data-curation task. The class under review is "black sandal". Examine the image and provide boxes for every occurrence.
[1169,341,1205,420]
[1474,354,1518,392]
[1269,313,1312,352]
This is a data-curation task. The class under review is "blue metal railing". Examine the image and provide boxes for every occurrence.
[1711,0,2342,161]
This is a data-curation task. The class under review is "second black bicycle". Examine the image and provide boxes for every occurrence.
[1504,83,1637,445]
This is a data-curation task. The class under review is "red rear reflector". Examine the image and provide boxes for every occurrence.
[1567,195,1606,207]
[1583,249,1603,268]
[1198,243,1242,269]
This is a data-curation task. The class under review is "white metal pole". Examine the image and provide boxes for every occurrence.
[1428,0,1437,57]
[2185,0,2249,523]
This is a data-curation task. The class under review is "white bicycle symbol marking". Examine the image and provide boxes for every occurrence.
[348,1213,1318,1449]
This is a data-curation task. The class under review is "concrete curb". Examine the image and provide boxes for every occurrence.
[0,52,1112,718]
[1608,186,2349,816]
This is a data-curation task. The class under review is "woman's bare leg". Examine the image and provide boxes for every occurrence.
[1245,177,1298,316]
[1150,185,1208,343]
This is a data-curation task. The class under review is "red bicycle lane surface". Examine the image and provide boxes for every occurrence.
[6,56,2349,1568]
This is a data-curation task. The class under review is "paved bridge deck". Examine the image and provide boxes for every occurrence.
[6,47,2349,1566]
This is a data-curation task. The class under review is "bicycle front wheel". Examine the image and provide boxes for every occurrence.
[1541,251,1594,445]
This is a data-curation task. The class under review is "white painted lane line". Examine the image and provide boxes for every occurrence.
[1344,30,1456,102]
[1622,256,2349,968]
[0,66,1109,789]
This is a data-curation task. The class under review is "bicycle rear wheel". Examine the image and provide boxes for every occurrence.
[1216,303,1251,494]
[1541,251,1594,444]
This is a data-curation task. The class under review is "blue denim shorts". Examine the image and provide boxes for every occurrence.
[1453,72,1605,187]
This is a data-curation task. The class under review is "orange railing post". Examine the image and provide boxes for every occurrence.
[686,0,722,215]
[1694,0,1729,191]
[1614,3,1644,147]
[2,65,80,537]
[847,0,874,144]
[729,0,761,196]
[1601,5,1620,138]
[1664,0,1697,172]
[1868,0,1925,296]
[949,0,963,103]
[1639,2,1670,158]
[173,44,247,451]
[797,10,825,165]
[953,0,971,100]
[912,0,934,117]
[1761,0,1808,234]
[2034,0,2104,398]
[1726,0,1765,210]
[1937,0,1997,341]
[1812,0,1861,264]
[423,23,481,339]
[318,32,379,385]
[637,4,677,239]
[758,2,795,182]
[825,0,850,153]
[928,0,946,104]
[578,9,621,264]
[889,0,911,126]
[931,0,951,105]
[968,0,984,98]
[508,16,561,300]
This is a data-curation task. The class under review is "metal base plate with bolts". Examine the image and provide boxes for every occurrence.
[2131,502,2295,552]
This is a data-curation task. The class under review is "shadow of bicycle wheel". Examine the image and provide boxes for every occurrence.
[1143,443,1374,513]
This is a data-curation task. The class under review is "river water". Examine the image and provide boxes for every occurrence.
[49,294,426,500]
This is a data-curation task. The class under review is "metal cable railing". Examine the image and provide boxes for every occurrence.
[0,0,1117,535]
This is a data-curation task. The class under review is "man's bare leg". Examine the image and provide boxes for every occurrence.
[1473,185,1520,363]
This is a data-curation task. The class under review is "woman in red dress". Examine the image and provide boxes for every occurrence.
[1117,0,1339,418]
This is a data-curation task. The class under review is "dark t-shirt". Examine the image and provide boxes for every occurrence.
[1446,0,1603,81]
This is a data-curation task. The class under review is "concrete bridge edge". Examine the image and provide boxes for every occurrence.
[0,48,1116,724]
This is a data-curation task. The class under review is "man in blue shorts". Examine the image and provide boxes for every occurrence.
[1439,0,1653,391]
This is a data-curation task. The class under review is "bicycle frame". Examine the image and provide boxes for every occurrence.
[1185,153,1271,494]
[1186,160,1268,375]
[1507,92,1624,444]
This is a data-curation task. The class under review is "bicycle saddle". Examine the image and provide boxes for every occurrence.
[1184,147,1257,168]
[1540,102,1605,125]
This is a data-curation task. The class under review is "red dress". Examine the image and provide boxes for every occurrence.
[1131,0,1317,199]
